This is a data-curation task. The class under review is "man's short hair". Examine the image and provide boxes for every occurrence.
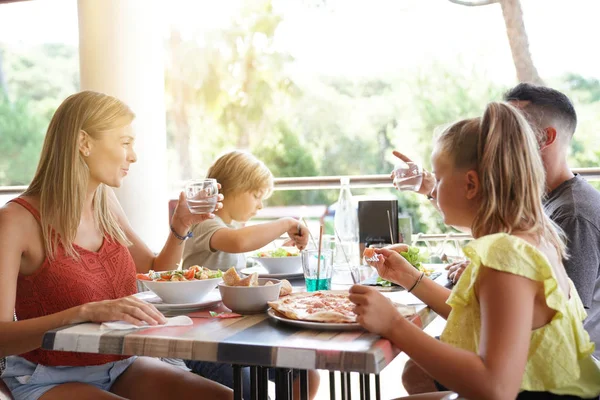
[503,83,577,140]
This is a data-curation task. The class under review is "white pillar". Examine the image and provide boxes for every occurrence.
[78,0,168,251]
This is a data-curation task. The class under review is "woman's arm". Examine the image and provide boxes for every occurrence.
[0,204,165,357]
[210,217,307,254]
[108,189,222,272]
[353,267,536,400]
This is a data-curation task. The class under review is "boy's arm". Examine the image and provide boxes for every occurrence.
[210,217,303,253]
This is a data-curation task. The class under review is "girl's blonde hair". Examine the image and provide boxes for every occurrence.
[24,91,135,259]
[207,150,274,199]
[435,102,566,258]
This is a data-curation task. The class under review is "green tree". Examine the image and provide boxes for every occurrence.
[0,43,78,186]
[0,93,46,185]
[4,43,78,120]
[257,121,329,206]
[165,0,297,180]
[410,64,506,169]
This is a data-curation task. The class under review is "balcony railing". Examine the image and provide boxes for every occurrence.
[271,167,600,190]
[2,167,600,195]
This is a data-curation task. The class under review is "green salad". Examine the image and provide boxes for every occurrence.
[377,246,427,287]
[256,248,298,257]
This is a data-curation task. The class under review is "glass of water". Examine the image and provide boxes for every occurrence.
[302,249,334,292]
[393,162,423,192]
[185,179,219,214]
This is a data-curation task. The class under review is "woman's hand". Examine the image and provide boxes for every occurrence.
[364,246,421,289]
[391,151,435,197]
[78,296,167,326]
[170,190,224,236]
[349,285,404,336]
[284,219,309,251]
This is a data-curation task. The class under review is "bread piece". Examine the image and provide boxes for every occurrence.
[279,279,293,297]
[222,267,241,286]
[237,272,259,287]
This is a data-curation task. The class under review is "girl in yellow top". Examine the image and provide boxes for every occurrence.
[350,102,600,399]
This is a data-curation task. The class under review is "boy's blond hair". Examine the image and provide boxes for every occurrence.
[207,150,274,198]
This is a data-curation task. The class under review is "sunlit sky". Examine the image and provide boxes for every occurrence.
[0,0,599,83]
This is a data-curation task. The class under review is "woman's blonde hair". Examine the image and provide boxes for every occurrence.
[207,150,274,199]
[24,91,135,259]
[435,101,566,258]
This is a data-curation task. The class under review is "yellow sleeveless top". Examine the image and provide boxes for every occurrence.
[440,233,600,397]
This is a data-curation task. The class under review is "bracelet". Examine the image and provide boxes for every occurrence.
[408,271,425,293]
[426,189,435,201]
[170,224,193,241]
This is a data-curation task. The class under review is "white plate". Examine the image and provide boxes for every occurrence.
[134,290,221,311]
[240,267,304,279]
[267,308,363,331]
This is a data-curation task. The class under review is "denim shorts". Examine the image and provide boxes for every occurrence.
[0,355,137,400]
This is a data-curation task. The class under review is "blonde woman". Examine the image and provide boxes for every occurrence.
[0,91,232,400]
[351,103,600,399]
[182,150,320,399]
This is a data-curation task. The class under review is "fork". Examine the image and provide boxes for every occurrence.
[364,254,380,263]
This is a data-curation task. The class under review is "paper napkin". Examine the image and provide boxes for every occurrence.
[100,315,193,330]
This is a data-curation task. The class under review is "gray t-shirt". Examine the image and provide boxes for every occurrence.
[544,174,600,358]
[181,215,246,271]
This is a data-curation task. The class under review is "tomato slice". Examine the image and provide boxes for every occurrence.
[136,273,151,281]
[363,248,376,259]
[183,269,195,280]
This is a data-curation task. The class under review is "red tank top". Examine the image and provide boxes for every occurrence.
[11,198,138,366]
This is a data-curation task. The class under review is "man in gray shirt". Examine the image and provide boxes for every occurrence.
[504,84,600,359]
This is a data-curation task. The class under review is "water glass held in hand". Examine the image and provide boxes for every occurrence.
[185,179,219,214]
[393,162,423,192]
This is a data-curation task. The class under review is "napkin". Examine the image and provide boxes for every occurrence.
[100,315,193,330]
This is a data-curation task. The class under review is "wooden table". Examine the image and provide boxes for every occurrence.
[41,276,446,400]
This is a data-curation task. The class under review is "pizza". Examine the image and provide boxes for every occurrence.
[268,291,357,324]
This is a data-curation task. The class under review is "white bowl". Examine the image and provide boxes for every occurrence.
[218,278,282,314]
[252,256,302,275]
[141,277,222,304]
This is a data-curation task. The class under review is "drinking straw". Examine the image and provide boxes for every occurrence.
[316,224,324,283]
[301,217,318,249]
[387,209,395,245]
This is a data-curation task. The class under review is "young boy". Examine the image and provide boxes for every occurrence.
[182,150,320,399]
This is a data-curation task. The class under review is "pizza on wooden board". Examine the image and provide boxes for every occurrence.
[268,291,358,324]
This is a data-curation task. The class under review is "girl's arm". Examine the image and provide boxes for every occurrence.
[350,266,537,400]
[108,189,222,273]
[406,275,453,319]
[210,217,306,254]
[369,247,453,319]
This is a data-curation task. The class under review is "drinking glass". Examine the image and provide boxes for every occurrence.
[397,215,413,244]
[185,179,219,214]
[393,162,423,192]
[301,249,334,292]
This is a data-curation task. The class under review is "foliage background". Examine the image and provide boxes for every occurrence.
[1,0,599,234]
